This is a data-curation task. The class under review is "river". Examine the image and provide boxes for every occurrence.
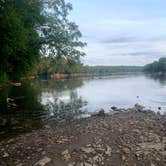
[0,74,166,139]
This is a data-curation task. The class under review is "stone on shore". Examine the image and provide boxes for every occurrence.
[35,157,51,166]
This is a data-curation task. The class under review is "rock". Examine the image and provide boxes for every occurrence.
[93,154,104,163]
[80,147,95,154]
[98,109,105,117]
[68,162,75,166]
[91,109,105,117]
[135,151,142,161]
[42,151,46,155]
[105,145,112,156]
[0,118,7,126]
[62,149,71,161]
[151,163,155,166]
[17,164,23,166]
[122,155,126,161]
[134,104,145,111]
[160,151,166,156]
[132,129,140,134]
[11,82,22,87]
[35,157,51,166]
[111,106,117,111]
[78,162,93,166]
[7,138,15,144]
[44,125,51,129]
[3,152,9,157]
[123,147,130,154]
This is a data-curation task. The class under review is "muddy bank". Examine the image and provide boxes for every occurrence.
[0,106,166,166]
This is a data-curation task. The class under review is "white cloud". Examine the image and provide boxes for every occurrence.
[82,40,166,66]
[78,18,166,65]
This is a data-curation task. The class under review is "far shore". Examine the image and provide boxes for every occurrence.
[0,71,143,90]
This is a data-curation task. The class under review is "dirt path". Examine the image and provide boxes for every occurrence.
[0,108,166,166]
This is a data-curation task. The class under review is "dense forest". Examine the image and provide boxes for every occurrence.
[0,0,86,82]
[143,57,166,73]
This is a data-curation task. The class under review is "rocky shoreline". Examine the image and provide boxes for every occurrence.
[0,106,166,166]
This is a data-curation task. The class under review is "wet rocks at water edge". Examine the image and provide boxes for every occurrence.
[134,103,145,111]
[91,109,106,117]
[97,109,105,117]
[111,106,118,111]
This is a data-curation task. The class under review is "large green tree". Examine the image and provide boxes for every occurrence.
[0,0,85,81]
[0,0,44,80]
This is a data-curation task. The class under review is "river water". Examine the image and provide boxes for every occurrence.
[0,74,166,139]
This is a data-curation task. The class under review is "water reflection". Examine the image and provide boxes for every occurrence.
[0,83,46,140]
[45,91,87,124]
[146,74,166,85]
[0,78,86,140]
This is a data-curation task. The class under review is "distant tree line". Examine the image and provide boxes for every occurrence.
[0,0,85,82]
[81,66,143,75]
[143,58,166,73]
[36,58,143,77]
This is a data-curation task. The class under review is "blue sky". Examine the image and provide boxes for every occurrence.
[68,0,166,66]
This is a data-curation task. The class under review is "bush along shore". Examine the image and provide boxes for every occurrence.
[0,105,166,166]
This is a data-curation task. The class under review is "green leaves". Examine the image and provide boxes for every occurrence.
[41,0,86,60]
[0,0,44,79]
[144,58,166,73]
[0,0,85,81]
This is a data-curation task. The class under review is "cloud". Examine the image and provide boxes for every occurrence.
[76,16,166,66]
[79,18,166,41]
[101,36,136,44]
[129,52,166,57]
[81,38,166,66]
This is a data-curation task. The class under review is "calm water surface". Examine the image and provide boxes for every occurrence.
[0,74,166,139]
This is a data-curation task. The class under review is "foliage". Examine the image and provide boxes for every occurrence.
[143,58,166,73]
[0,0,85,81]
[82,66,143,75]
[36,56,83,76]
[41,0,86,60]
[0,0,44,79]
[36,57,143,76]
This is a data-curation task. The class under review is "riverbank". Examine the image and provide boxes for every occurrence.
[0,106,165,166]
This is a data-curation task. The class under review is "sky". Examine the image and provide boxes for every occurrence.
[68,0,166,66]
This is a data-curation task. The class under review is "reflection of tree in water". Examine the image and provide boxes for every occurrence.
[33,78,84,92]
[0,78,86,140]
[0,83,46,140]
[146,74,166,85]
[45,91,88,123]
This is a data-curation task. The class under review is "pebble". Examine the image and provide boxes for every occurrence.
[61,149,71,161]
[105,145,112,156]
[34,156,51,166]
[3,152,9,157]
[81,147,95,154]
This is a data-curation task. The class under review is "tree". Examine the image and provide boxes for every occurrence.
[158,58,166,72]
[143,57,166,73]
[0,0,85,81]
[0,0,44,80]
[41,0,86,61]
